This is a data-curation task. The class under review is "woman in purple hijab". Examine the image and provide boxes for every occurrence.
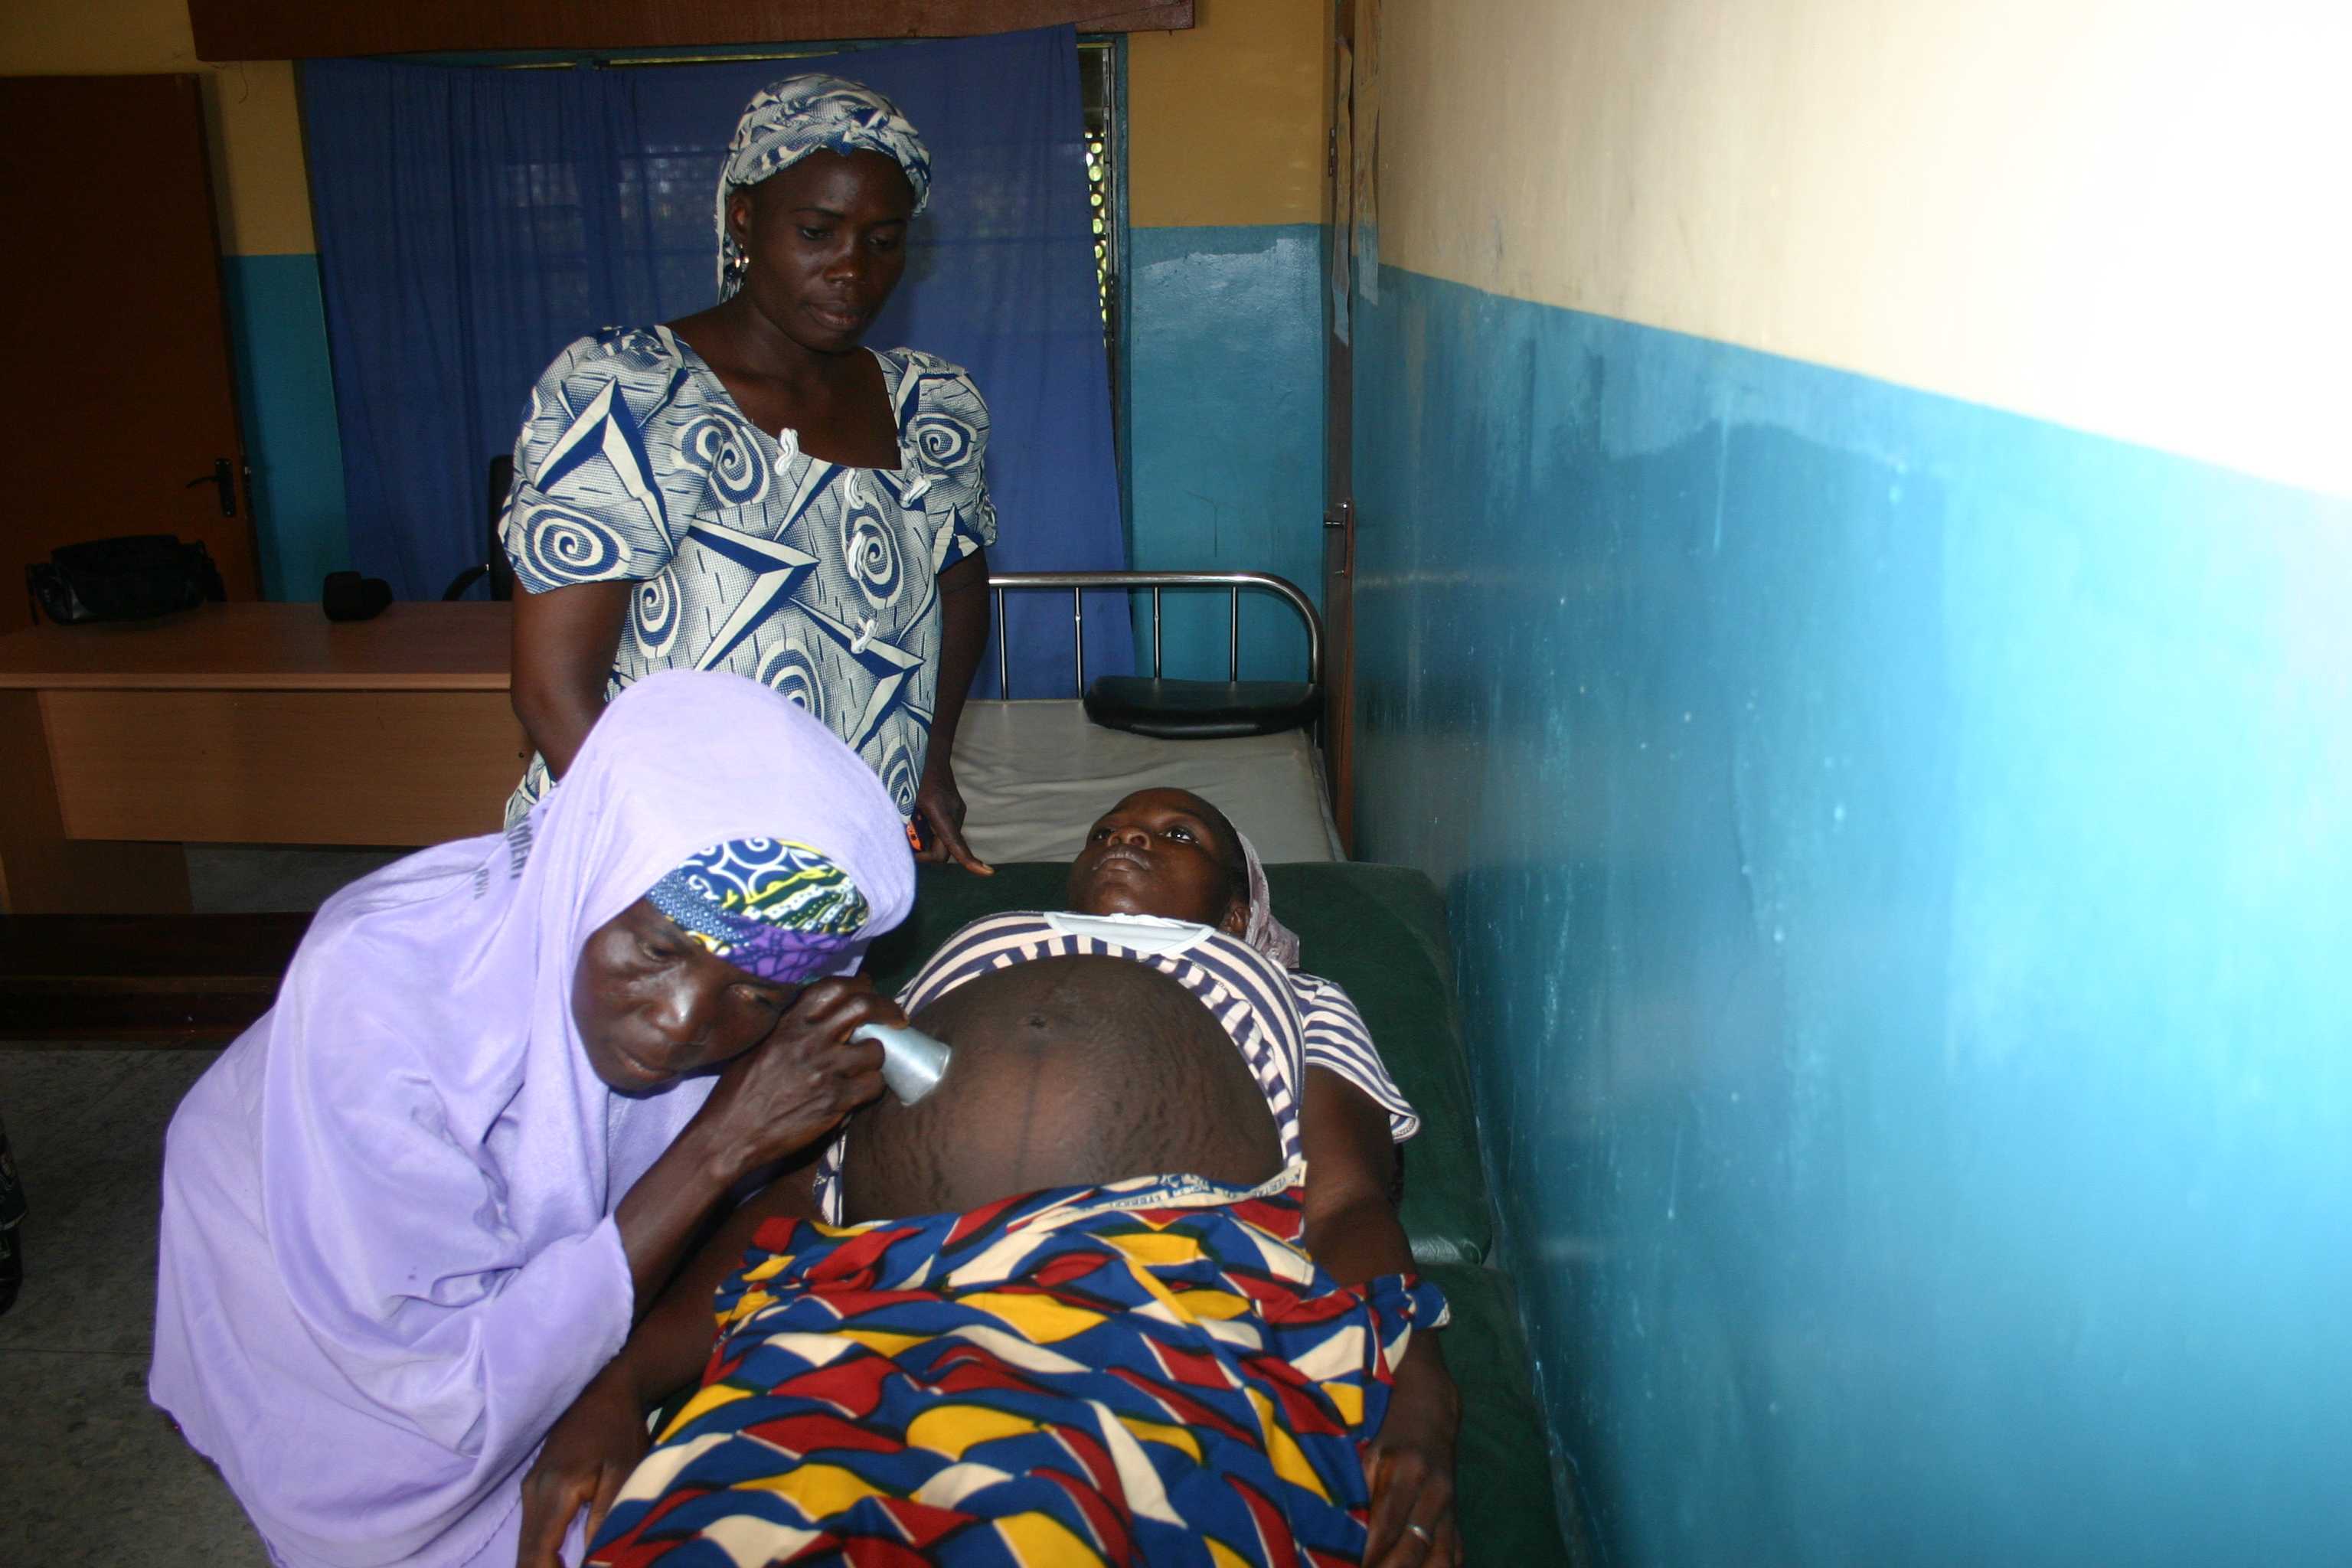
[150,669,916,1568]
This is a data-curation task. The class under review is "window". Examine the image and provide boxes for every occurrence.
[1080,35,1122,376]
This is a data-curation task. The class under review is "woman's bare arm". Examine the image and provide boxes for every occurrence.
[1300,1068,1463,1568]
[509,580,631,779]
[515,1164,824,1567]
[619,1161,825,1403]
[913,547,992,871]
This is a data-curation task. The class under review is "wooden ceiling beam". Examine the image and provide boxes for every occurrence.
[189,2,1192,64]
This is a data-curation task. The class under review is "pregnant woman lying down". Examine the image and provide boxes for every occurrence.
[587,954,1445,1567]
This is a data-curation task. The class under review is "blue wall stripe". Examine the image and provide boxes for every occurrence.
[222,253,350,601]
[1351,263,2352,1565]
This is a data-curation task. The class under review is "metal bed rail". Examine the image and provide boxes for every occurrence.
[985,570,1325,700]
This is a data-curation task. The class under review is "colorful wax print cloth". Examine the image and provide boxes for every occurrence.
[648,837,875,985]
[501,325,998,827]
[587,1170,1448,1567]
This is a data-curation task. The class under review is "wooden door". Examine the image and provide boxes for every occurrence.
[0,74,256,635]
[1321,1,1359,851]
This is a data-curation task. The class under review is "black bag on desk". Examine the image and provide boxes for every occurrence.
[24,534,227,624]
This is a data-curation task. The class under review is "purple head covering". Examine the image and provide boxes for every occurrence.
[151,670,911,1568]
[1237,830,1302,970]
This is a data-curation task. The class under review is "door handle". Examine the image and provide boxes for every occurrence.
[1323,498,1354,577]
[185,458,236,517]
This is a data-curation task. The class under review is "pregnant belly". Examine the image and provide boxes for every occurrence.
[841,956,1282,1223]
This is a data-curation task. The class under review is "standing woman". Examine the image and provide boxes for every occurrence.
[505,75,995,871]
[152,672,917,1568]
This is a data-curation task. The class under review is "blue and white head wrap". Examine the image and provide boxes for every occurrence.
[715,73,932,301]
[644,836,876,985]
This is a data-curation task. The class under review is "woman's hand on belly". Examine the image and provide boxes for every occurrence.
[691,978,901,1176]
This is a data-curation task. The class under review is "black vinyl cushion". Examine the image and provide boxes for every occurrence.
[1083,675,1321,739]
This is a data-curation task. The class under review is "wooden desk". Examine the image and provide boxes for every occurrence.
[0,603,522,914]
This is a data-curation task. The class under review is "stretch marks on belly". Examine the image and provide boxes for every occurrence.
[841,956,1282,1222]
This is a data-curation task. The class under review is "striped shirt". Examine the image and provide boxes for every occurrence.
[815,911,1419,1223]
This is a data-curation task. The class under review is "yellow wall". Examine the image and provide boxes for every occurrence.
[1374,0,2352,496]
[1129,0,1328,228]
[5,0,1322,253]
[0,0,313,254]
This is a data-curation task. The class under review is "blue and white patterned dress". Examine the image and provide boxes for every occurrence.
[500,325,998,825]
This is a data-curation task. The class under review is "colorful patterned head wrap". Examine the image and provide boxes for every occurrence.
[644,836,875,985]
[716,74,932,301]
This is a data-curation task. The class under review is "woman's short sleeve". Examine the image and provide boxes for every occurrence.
[1295,972,1422,1142]
[501,331,689,593]
[899,353,999,570]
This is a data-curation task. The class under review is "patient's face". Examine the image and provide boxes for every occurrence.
[1067,789,1247,933]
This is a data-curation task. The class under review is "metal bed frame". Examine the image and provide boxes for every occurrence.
[984,570,1325,700]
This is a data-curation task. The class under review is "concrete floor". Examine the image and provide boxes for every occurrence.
[0,845,405,1563]
[0,1047,268,1565]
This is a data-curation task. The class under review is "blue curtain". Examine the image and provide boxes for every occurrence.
[302,28,1127,694]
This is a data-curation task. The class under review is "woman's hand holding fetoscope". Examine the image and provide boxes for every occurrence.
[693,978,900,1174]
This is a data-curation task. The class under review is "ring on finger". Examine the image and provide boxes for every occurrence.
[1406,1523,1434,1544]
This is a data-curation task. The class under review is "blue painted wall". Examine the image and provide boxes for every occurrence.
[1125,224,1324,682]
[1350,266,2352,1565]
[222,253,351,600]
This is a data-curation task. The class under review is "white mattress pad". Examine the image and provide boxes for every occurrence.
[948,700,1342,865]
